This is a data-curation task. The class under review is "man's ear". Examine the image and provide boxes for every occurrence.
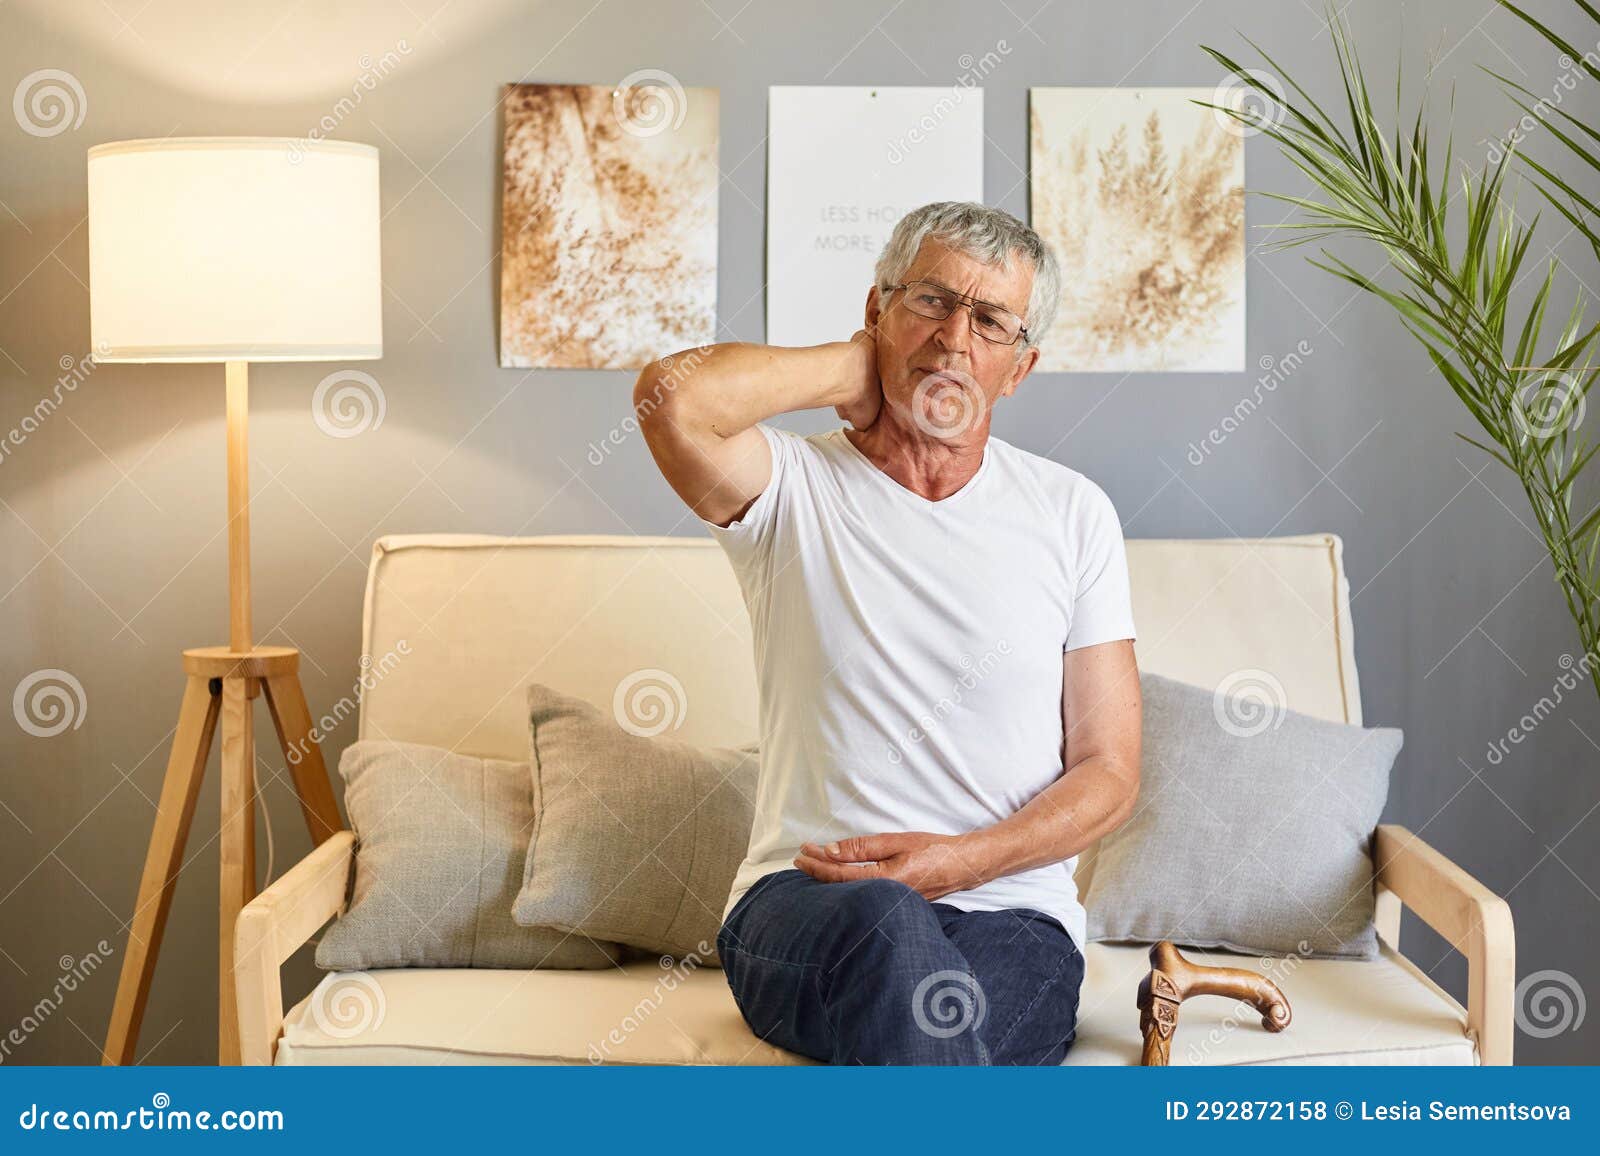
[864,284,882,329]
[1002,344,1041,397]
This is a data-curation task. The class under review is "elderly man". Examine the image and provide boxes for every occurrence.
[634,201,1142,1065]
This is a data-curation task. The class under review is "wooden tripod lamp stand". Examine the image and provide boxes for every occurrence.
[86,137,383,1065]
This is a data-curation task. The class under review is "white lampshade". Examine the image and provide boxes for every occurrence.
[87,137,382,363]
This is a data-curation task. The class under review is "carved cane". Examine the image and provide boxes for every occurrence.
[1136,941,1292,1065]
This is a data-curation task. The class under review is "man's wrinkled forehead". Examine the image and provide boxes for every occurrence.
[904,241,1031,316]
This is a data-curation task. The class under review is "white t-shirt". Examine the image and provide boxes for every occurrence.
[702,423,1137,951]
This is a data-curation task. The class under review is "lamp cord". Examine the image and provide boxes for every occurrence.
[252,752,276,888]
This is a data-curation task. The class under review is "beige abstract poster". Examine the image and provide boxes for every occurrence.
[1030,87,1245,373]
[499,78,718,369]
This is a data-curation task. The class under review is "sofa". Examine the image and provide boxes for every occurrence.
[234,532,1515,1065]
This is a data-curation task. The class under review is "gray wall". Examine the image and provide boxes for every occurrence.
[2,0,1596,1065]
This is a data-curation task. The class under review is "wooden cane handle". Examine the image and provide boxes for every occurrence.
[1151,941,1292,1030]
[1136,941,1292,1066]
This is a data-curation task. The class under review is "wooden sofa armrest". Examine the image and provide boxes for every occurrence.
[233,830,355,1066]
[1372,823,1516,1064]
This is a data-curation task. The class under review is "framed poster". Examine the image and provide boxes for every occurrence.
[767,86,984,348]
[499,78,719,369]
[1030,87,1245,372]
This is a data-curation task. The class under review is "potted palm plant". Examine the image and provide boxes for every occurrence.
[1202,1,1600,696]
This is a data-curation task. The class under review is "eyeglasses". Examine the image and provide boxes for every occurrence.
[884,279,1029,346]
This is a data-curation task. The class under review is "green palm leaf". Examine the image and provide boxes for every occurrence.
[1202,0,1600,690]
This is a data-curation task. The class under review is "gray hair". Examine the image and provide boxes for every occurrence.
[872,201,1061,350]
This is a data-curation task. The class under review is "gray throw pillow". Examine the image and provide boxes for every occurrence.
[511,683,758,962]
[1084,671,1401,960]
[315,739,622,971]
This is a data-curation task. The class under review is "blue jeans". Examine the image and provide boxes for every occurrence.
[716,868,1085,1065]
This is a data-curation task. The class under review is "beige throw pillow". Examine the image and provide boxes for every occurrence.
[510,683,758,962]
[316,739,622,971]
[1084,672,1400,960]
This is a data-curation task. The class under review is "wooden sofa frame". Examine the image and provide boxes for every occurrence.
[233,823,1516,1066]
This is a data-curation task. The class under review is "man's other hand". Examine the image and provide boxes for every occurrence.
[794,831,984,901]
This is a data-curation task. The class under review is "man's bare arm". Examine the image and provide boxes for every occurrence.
[633,335,882,528]
[958,639,1142,883]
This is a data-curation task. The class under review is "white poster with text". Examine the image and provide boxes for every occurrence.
[767,86,985,348]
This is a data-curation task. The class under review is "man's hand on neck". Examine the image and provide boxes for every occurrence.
[834,327,884,431]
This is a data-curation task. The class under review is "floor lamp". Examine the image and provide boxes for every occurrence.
[87,137,383,1065]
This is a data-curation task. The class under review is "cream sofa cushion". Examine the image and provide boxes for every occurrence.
[356,534,1362,762]
[275,941,1475,1066]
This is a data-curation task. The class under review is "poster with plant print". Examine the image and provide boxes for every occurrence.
[767,86,983,348]
[1029,87,1244,372]
[499,77,719,369]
